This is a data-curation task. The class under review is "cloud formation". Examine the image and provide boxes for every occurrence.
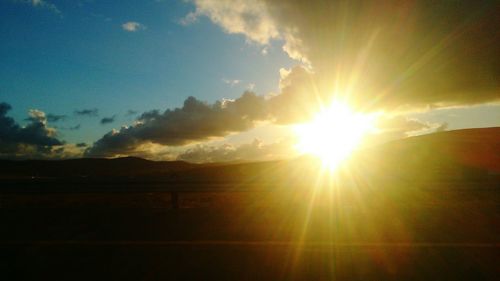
[46,113,67,122]
[84,1,499,161]
[86,92,268,157]
[0,102,64,158]
[222,78,241,87]
[187,0,500,111]
[100,116,116,125]
[66,124,81,131]
[181,0,278,44]
[122,21,146,32]
[125,110,138,116]
[74,108,98,117]
[363,116,435,145]
[177,139,295,163]
[16,0,61,15]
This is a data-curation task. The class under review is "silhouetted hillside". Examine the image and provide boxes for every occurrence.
[0,127,498,185]
[354,127,500,182]
[0,156,195,180]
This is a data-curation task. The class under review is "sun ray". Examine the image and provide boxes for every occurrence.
[294,101,379,171]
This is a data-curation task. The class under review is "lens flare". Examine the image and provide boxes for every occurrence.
[294,101,378,170]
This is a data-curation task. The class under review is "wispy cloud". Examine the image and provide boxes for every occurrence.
[46,113,67,122]
[121,21,146,32]
[222,78,241,87]
[67,124,81,131]
[177,139,295,163]
[100,116,116,125]
[74,108,98,117]
[16,0,61,15]
[178,11,198,26]
[125,110,138,117]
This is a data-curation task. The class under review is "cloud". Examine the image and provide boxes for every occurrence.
[177,138,295,163]
[0,102,64,158]
[74,108,98,117]
[85,92,268,157]
[364,116,434,145]
[24,109,47,123]
[87,0,500,160]
[178,11,198,26]
[100,116,116,125]
[55,124,81,131]
[180,0,279,44]
[186,0,500,111]
[222,78,241,86]
[76,142,88,148]
[267,66,321,124]
[435,122,449,133]
[125,110,138,116]
[15,0,61,15]
[376,116,431,135]
[67,124,81,131]
[46,113,67,122]
[122,21,146,32]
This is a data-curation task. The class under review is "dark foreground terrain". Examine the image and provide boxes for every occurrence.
[1,186,499,280]
[1,128,499,280]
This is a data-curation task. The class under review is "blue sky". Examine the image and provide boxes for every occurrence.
[0,0,293,144]
[0,0,498,161]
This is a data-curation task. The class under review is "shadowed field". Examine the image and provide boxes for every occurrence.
[1,128,499,280]
[1,184,499,280]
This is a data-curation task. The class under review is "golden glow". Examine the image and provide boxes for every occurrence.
[294,101,378,170]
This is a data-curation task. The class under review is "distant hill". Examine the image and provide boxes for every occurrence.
[353,127,500,181]
[0,156,196,180]
[0,127,498,185]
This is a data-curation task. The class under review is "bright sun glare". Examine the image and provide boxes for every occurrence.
[294,101,378,170]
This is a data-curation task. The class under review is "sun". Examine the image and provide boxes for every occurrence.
[294,101,378,170]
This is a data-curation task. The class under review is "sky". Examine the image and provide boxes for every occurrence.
[0,0,499,162]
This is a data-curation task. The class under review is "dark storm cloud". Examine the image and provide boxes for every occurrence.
[76,142,88,148]
[0,102,63,158]
[74,108,98,117]
[46,113,67,122]
[100,116,116,125]
[85,92,268,157]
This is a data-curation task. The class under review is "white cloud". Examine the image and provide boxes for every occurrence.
[222,78,241,87]
[178,11,199,26]
[121,21,146,32]
[17,0,61,14]
[184,0,500,112]
[177,138,296,163]
[181,0,278,44]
